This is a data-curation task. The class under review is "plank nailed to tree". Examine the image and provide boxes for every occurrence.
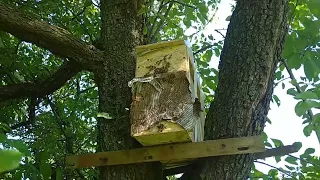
[66,135,264,168]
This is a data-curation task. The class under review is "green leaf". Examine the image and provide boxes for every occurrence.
[292,142,302,151]
[40,160,52,180]
[304,148,315,155]
[273,95,281,106]
[0,133,7,143]
[271,138,283,147]
[304,59,317,80]
[183,18,192,27]
[287,54,302,69]
[287,88,298,96]
[225,15,231,21]
[285,156,298,165]
[137,5,146,16]
[56,167,62,180]
[7,140,30,156]
[264,142,272,148]
[303,124,313,137]
[0,37,4,48]
[97,112,114,120]
[275,155,281,163]
[0,123,11,133]
[0,149,22,173]
[295,100,320,116]
[214,48,220,57]
[282,34,295,58]
[295,91,318,100]
[143,26,148,35]
[268,169,278,178]
[84,0,92,7]
[285,165,295,171]
[307,0,320,19]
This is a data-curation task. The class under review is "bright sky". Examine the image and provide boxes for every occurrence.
[203,0,320,175]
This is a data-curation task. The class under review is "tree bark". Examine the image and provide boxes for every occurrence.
[184,0,289,179]
[0,61,81,101]
[0,0,291,179]
[94,0,162,179]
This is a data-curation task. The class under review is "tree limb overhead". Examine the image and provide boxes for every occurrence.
[0,3,102,68]
[0,61,81,101]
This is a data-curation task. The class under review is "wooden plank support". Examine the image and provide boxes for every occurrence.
[164,143,301,176]
[66,135,264,168]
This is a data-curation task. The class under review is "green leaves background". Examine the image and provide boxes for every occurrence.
[0,0,320,179]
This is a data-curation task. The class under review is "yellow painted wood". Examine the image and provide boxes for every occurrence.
[66,136,264,169]
[136,39,186,54]
[131,39,205,146]
[132,121,193,146]
[135,43,189,78]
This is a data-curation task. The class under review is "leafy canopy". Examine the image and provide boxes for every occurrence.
[0,0,320,179]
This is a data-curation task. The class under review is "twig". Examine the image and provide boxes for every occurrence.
[281,58,320,145]
[194,44,215,55]
[149,1,174,43]
[254,161,297,179]
[70,7,87,22]
[214,29,225,38]
[186,12,220,38]
[288,154,320,168]
[171,0,196,9]
[147,0,166,43]
[273,77,290,88]
[3,98,41,134]
[60,1,94,43]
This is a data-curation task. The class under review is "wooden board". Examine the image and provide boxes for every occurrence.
[66,136,264,169]
[133,121,193,146]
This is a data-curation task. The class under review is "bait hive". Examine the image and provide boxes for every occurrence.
[129,40,205,146]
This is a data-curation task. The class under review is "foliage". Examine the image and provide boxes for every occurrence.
[0,0,320,179]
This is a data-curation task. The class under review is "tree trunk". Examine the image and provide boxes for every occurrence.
[94,0,162,179]
[183,0,289,179]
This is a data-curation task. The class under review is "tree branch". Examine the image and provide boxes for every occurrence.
[194,44,215,55]
[171,1,196,9]
[149,1,174,43]
[0,3,102,68]
[254,161,296,179]
[0,61,82,101]
[281,58,320,145]
[254,143,300,160]
[165,144,300,176]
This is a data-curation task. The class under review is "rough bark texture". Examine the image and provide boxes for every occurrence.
[0,0,291,179]
[182,0,289,179]
[94,0,162,179]
[0,61,81,101]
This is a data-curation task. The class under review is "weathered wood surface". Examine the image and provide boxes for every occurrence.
[66,136,264,168]
[130,40,205,146]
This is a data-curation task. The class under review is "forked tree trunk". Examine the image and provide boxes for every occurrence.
[94,0,289,179]
[93,0,162,179]
[182,0,289,179]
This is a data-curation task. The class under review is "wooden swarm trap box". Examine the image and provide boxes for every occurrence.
[129,40,205,146]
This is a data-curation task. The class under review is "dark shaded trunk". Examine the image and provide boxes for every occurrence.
[182,0,289,179]
[94,0,162,179]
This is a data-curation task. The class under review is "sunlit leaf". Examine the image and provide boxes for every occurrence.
[0,149,22,173]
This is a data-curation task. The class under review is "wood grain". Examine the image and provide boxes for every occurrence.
[66,135,264,168]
